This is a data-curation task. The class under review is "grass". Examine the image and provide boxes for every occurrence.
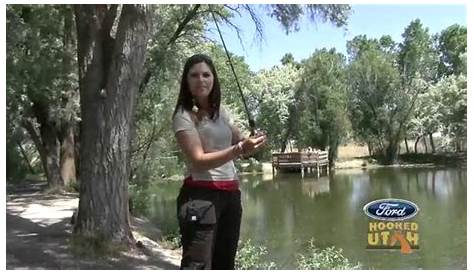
[70,234,129,258]
[398,152,466,166]
[338,136,455,160]
[336,140,465,168]
[337,143,370,160]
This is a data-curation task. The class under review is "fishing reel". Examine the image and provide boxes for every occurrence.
[248,119,265,138]
[250,128,267,138]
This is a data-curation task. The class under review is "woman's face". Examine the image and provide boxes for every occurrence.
[187,62,214,99]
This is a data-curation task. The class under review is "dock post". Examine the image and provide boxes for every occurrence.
[316,163,320,178]
[301,164,304,178]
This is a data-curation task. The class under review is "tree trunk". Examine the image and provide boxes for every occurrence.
[59,5,77,187]
[281,103,299,153]
[23,119,49,180]
[384,141,398,165]
[60,124,76,185]
[74,123,81,182]
[40,122,64,188]
[404,137,409,154]
[414,135,421,154]
[23,106,64,188]
[280,134,289,153]
[328,138,339,168]
[377,139,385,155]
[429,133,436,154]
[423,135,428,154]
[74,4,151,245]
[367,142,372,157]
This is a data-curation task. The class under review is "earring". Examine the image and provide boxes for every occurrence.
[192,98,199,113]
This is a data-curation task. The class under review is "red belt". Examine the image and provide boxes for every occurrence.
[183,176,239,191]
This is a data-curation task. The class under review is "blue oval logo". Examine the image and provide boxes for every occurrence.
[363,199,419,221]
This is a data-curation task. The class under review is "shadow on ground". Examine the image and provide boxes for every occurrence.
[6,189,179,270]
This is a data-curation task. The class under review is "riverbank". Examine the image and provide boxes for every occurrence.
[256,152,467,174]
[6,183,181,270]
[334,152,466,169]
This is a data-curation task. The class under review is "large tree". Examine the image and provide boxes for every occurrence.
[398,19,438,85]
[253,63,301,153]
[347,42,404,163]
[398,19,440,156]
[73,4,152,245]
[347,19,439,163]
[437,24,467,76]
[6,5,78,187]
[296,48,350,166]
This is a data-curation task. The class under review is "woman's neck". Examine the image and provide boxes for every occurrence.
[195,97,210,111]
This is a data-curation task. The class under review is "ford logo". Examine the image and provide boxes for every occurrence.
[363,199,419,221]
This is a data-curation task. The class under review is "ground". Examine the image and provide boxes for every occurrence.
[6,182,181,270]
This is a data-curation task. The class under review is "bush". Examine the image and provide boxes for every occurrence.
[235,239,277,270]
[6,141,30,183]
[131,156,183,184]
[160,228,182,250]
[64,179,80,193]
[296,239,362,270]
[128,183,151,216]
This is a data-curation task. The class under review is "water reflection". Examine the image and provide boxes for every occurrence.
[300,176,330,198]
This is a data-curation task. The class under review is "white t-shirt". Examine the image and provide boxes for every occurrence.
[172,105,239,181]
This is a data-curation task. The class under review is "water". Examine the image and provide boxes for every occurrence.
[146,167,467,269]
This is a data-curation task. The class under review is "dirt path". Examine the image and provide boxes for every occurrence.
[6,185,181,270]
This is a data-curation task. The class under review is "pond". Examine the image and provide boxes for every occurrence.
[146,167,467,269]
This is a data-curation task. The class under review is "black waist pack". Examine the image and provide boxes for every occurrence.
[179,200,216,225]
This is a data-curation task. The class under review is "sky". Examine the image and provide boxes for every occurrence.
[205,4,467,72]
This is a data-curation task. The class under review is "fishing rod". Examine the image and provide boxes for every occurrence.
[209,5,256,136]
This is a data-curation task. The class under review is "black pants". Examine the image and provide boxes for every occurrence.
[177,185,242,270]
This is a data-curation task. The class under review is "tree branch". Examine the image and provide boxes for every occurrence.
[223,4,242,17]
[138,5,201,95]
[167,4,201,46]
[102,4,118,36]
[208,6,248,54]
[17,140,35,174]
[22,118,48,175]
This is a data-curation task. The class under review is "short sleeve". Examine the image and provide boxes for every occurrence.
[172,107,197,134]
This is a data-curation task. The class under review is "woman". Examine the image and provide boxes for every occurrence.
[172,54,266,270]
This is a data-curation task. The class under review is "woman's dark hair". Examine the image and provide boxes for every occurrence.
[173,54,221,120]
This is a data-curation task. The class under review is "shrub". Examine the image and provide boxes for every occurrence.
[296,239,362,270]
[235,239,277,270]
[128,183,151,216]
[160,228,182,250]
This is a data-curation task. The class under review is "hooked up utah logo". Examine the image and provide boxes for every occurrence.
[363,199,420,254]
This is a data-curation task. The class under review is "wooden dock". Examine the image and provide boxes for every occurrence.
[271,151,330,178]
